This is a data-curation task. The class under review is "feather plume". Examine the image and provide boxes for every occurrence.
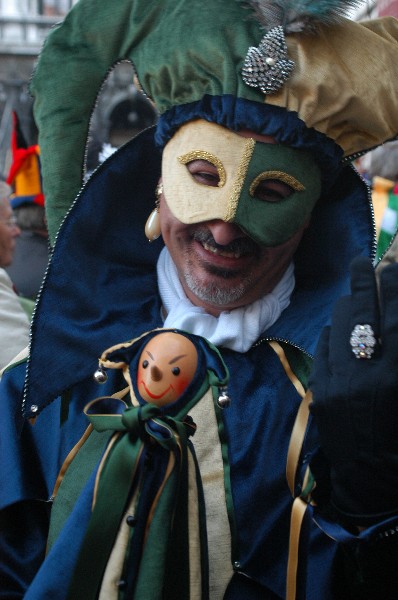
[243,0,366,33]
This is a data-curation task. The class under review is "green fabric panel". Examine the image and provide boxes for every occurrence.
[132,473,182,599]
[388,190,398,211]
[46,427,111,552]
[377,190,398,259]
[377,229,394,260]
[67,432,146,600]
[234,144,321,246]
[30,0,263,243]
[281,342,313,390]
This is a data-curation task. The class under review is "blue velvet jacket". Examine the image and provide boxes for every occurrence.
[0,128,391,600]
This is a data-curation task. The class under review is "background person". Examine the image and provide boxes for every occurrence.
[0,181,30,371]
[357,140,398,259]
[5,111,49,304]
[6,202,49,303]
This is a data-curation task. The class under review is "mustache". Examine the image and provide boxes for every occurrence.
[192,227,258,255]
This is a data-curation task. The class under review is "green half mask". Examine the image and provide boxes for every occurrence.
[162,120,321,246]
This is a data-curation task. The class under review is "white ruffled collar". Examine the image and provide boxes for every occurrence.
[157,247,295,352]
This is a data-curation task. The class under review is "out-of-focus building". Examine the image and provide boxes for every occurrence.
[3,0,398,178]
[352,1,398,253]
[349,0,398,20]
[0,0,75,174]
[0,0,157,178]
[378,0,398,17]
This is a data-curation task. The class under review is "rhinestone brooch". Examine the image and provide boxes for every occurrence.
[242,25,294,95]
[350,324,377,359]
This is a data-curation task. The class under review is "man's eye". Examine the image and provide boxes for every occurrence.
[252,179,294,203]
[186,160,220,187]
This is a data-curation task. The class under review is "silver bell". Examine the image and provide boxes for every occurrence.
[93,365,108,384]
[217,387,231,409]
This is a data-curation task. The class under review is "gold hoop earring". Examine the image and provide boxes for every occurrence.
[145,183,163,242]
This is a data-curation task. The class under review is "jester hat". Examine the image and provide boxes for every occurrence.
[6,112,44,209]
[30,0,398,242]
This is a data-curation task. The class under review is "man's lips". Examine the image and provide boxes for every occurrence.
[202,241,243,259]
[193,229,258,263]
[140,380,173,399]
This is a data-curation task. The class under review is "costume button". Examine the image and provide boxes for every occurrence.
[116,580,127,590]
[233,561,241,570]
[126,514,137,527]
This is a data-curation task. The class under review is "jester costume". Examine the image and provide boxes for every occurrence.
[0,127,385,599]
[2,1,398,599]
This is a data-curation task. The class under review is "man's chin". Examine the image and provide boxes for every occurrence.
[184,272,246,306]
[205,264,243,280]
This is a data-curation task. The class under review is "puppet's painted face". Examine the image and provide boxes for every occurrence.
[162,120,321,246]
[137,331,198,406]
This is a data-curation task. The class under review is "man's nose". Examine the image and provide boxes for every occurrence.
[150,365,162,381]
[206,220,244,246]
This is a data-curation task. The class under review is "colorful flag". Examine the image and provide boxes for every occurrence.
[6,111,44,208]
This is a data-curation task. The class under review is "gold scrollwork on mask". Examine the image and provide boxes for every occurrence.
[178,150,226,187]
[249,171,305,197]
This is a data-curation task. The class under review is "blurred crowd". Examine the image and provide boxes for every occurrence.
[0,179,31,370]
[0,113,49,372]
[356,139,398,259]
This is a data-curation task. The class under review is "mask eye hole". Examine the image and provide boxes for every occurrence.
[186,159,220,187]
[250,171,305,203]
[252,179,294,203]
[178,151,226,187]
